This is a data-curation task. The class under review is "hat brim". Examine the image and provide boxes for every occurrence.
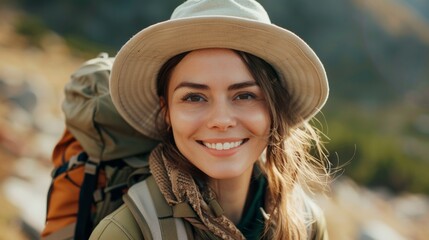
[110,16,328,140]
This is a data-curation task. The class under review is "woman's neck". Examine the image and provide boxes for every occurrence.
[207,165,254,224]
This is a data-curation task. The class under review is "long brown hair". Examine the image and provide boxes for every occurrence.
[156,49,330,239]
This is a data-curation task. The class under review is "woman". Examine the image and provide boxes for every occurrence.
[91,0,330,239]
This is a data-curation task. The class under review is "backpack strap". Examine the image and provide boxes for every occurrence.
[302,192,328,240]
[124,175,192,240]
[75,155,101,240]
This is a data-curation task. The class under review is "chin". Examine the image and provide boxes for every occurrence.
[203,166,249,180]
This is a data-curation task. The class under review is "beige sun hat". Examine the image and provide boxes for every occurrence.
[110,0,329,140]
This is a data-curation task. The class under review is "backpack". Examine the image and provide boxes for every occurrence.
[41,53,159,240]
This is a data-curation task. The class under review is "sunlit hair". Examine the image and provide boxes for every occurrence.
[156,49,330,239]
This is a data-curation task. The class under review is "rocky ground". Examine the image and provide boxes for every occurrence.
[0,8,83,239]
[1,8,428,240]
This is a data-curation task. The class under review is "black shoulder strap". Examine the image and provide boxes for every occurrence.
[74,156,101,240]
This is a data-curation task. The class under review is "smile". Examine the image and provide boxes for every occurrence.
[200,139,247,150]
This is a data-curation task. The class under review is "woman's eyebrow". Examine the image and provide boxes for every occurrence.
[228,81,257,90]
[174,81,209,91]
[173,80,256,91]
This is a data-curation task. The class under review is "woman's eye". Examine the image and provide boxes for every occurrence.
[182,94,206,102]
[235,93,256,100]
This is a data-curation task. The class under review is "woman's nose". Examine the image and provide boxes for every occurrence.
[206,101,237,131]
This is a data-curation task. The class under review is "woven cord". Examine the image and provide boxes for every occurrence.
[149,145,245,240]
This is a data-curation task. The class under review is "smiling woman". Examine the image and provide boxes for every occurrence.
[164,49,270,181]
[90,0,330,239]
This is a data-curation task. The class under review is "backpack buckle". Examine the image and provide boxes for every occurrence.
[84,159,100,175]
[67,154,84,170]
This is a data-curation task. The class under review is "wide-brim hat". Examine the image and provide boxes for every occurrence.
[110,0,329,140]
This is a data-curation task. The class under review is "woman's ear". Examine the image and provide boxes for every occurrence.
[159,97,170,125]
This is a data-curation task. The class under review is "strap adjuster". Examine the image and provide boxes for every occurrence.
[84,159,100,175]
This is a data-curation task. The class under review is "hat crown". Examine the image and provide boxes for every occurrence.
[171,0,271,23]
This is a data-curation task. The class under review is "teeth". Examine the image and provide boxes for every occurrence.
[204,140,243,150]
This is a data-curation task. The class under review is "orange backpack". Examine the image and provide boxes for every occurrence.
[41,54,159,240]
[42,130,106,239]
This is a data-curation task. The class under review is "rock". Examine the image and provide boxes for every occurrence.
[358,220,406,240]
[2,157,51,233]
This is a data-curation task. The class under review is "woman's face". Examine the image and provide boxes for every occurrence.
[166,48,271,180]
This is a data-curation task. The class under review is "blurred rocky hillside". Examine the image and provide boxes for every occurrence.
[0,7,83,239]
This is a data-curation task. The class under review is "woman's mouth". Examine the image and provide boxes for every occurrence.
[198,139,248,150]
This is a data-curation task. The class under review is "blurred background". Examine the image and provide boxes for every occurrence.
[0,0,428,239]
